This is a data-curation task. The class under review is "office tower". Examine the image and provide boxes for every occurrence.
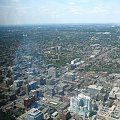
[26,108,44,120]
[26,84,30,95]
[29,81,37,90]
[69,93,92,117]
[13,80,23,88]
[56,45,62,53]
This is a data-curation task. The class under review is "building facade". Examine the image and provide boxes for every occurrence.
[69,93,92,117]
[26,108,44,120]
[64,72,75,81]
[48,67,57,78]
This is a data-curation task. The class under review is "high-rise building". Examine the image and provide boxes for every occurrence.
[13,80,23,88]
[64,72,75,81]
[26,84,30,95]
[56,45,62,53]
[48,67,57,78]
[29,81,37,90]
[26,108,44,120]
[69,93,92,118]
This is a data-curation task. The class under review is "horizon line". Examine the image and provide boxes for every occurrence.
[0,22,120,27]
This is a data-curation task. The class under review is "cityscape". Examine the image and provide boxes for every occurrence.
[0,24,120,120]
[0,0,120,120]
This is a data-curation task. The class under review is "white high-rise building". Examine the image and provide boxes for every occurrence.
[69,93,92,117]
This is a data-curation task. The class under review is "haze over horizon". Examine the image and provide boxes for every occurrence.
[0,0,120,25]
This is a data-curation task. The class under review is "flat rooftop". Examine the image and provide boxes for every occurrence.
[27,108,42,116]
[88,84,103,90]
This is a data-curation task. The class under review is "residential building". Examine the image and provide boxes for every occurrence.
[69,93,92,117]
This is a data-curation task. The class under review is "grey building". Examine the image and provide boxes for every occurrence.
[48,67,57,78]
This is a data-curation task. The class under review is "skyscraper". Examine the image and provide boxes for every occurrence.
[69,93,92,118]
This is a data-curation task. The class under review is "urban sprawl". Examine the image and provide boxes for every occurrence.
[0,24,120,120]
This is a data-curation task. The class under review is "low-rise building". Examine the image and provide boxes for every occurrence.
[88,84,103,95]
[26,108,44,120]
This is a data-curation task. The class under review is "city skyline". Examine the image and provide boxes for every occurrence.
[0,0,120,25]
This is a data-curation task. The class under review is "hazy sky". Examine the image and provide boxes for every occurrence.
[0,0,120,25]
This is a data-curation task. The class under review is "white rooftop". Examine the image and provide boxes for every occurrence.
[65,72,74,75]
[29,80,37,85]
[27,108,41,116]
[88,84,103,90]
[77,93,90,100]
